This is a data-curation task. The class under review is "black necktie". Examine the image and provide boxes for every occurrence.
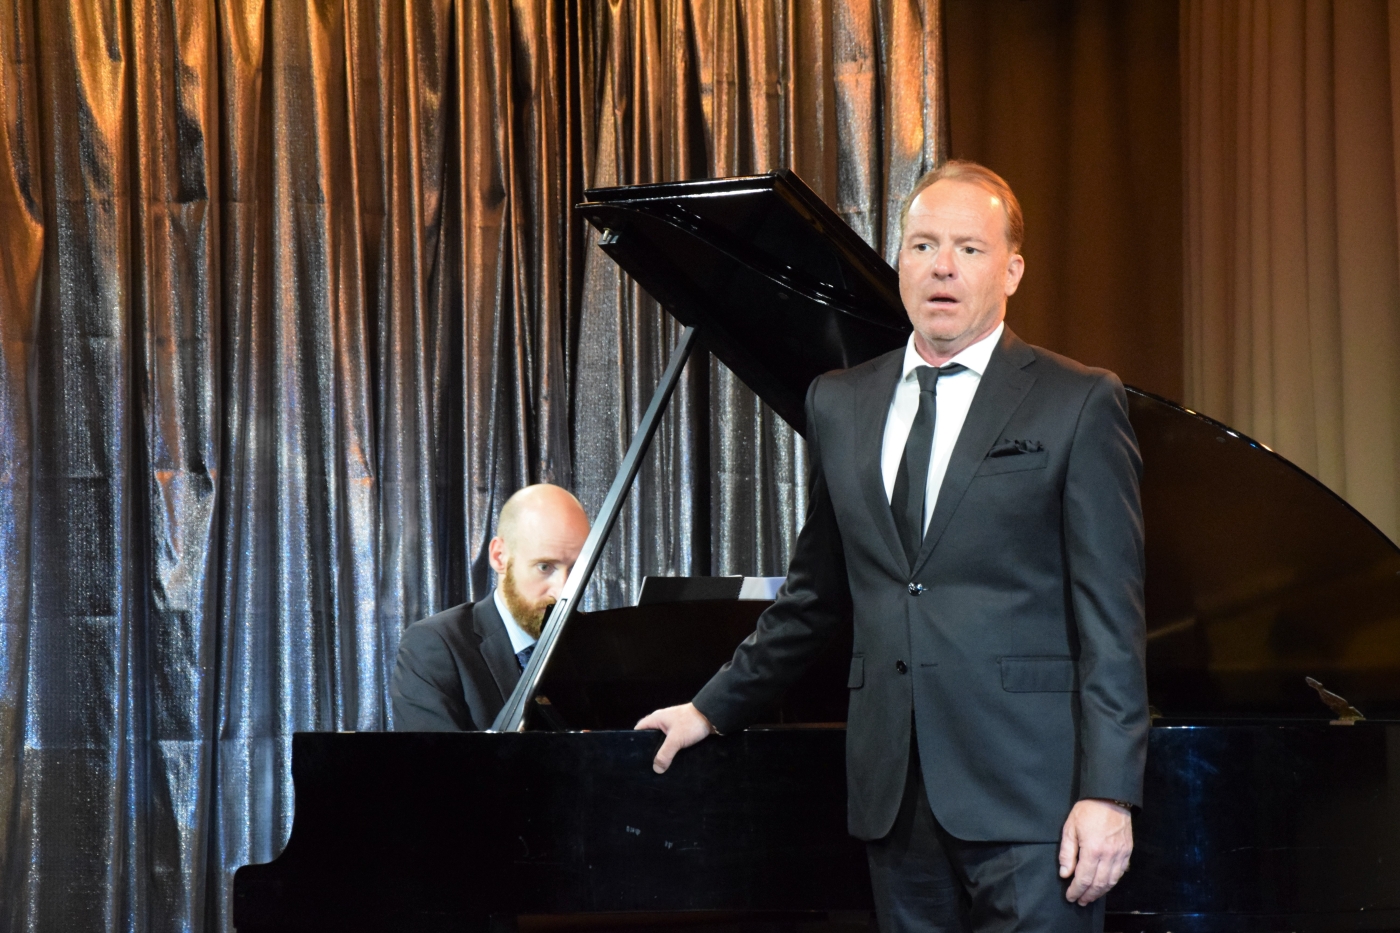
[891,363,965,567]
[516,644,535,671]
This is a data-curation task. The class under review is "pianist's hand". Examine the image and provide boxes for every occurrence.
[634,702,716,774]
[1058,798,1133,906]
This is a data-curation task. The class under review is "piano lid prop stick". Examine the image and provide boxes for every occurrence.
[491,323,700,732]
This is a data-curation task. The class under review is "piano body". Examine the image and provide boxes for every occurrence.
[234,172,1400,932]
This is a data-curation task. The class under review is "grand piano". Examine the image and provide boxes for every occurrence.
[234,172,1400,933]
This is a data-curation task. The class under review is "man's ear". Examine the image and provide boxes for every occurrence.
[1004,252,1025,297]
[488,537,509,576]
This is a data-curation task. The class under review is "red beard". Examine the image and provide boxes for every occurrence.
[500,561,554,638]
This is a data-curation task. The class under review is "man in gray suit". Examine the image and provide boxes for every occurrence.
[637,162,1147,933]
[392,484,590,731]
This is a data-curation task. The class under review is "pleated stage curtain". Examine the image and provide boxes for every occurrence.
[944,0,1185,404]
[0,1,948,930]
[573,0,948,606]
[1182,0,1400,542]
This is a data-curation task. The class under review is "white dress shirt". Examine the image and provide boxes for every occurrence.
[880,322,1003,533]
[492,585,538,655]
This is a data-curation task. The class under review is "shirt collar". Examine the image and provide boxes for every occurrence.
[492,586,538,653]
[900,321,1004,381]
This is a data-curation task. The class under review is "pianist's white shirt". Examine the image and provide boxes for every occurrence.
[493,586,538,655]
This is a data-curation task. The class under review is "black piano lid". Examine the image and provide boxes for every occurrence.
[578,171,1400,719]
[578,171,912,433]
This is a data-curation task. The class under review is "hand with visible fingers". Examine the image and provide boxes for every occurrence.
[1058,798,1133,906]
[634,702,715,773]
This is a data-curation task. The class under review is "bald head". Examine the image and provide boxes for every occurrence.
[488,484,591,637]
[494,484,589,553]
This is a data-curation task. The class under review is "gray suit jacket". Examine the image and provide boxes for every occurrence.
[693,327,1148,843]
[391,593,522,731]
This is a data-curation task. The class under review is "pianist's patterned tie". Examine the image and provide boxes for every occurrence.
[891,363,966,567]
[516,644,535,671]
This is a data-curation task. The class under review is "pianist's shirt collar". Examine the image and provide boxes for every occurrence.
[492,586,538,654]
[900,320,1002,382]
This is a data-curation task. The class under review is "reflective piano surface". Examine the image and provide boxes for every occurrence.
[234,172,1400,933]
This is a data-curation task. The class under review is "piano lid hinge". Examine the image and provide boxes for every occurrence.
[1305,676,1366,725]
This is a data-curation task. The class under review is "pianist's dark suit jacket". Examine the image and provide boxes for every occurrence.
[392,594,522,731]
[693,327,1148,843]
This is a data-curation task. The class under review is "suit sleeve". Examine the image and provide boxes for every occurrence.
[1064,373,1149,806]
[391,623,478,731]
[692,377,852,735]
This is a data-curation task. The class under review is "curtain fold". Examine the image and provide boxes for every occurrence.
[0,1,946,930]
[1182,0,1400,542]
[0,0,43,920]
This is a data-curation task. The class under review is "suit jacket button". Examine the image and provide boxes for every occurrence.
[907,582,924,596]
[895,660,908,674]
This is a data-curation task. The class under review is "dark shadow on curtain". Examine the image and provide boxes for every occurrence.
[944,0,1184,402]
[0,1,947,931]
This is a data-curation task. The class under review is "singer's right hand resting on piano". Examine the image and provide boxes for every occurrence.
[635,702,716,773]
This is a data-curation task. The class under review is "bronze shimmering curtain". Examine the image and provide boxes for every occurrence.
[0,1,947,931]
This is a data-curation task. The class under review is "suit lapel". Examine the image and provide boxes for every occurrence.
[854,349,911,576]
[912,329,1036,574]
[473,594,522,702]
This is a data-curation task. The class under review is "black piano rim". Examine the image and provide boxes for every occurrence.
[1103,908,1400,933]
